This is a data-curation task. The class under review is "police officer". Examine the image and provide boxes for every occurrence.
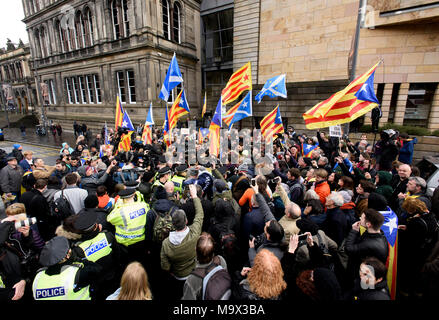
[171,164,188,195]
[152,167,172,196]
[74,209,120,300]
[32,236,101,300]
[107,188,149,268]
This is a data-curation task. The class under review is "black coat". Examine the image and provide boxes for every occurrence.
[322,207,349,247]
[349,278,390,300]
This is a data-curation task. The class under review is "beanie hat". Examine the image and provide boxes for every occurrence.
[213,179,228,193]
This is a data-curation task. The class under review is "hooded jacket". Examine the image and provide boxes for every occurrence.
[77,166,109,194]
[375,171,393,204]
[160,197,204,278]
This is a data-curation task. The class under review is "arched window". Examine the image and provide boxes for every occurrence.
[75,11,85,49]
[173,2,181,44]
[39,26,50,57]
[111,0,130,40]
[83,8,94,46]
[162,0,170,40]
[34,29,42,58]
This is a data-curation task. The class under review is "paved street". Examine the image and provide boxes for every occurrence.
[1,126,77,149]
[0,140,62,165]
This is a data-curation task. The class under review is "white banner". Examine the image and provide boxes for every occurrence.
[329,125,342,137]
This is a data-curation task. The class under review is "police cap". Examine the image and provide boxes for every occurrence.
[158,155,167,164]
[124,180,140,189]
[39,236,70,267]
[118,188,136,198]
[74,209,98,232]
[175,164,188,173]
[158,166,172,177]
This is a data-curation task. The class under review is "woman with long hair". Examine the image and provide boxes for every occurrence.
[106,262,152,300]
[234,249,286,300]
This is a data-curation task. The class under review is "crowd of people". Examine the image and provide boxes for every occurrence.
[0,123,438,301]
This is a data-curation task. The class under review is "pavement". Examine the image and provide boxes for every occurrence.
[1,126,77,149]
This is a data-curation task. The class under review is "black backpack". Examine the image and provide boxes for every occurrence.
[191,256,232,300]
[49,190,74,221]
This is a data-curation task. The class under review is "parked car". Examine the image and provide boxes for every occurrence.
[416,156,439,197]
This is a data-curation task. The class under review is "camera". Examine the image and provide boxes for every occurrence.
[15,217,37,230]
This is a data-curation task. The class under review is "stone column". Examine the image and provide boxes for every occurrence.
[393,82,409,125]
[379,83,393,125]
[428,86,439,130]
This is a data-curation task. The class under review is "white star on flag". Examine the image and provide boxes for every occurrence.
[122,121,128,128]
[384,217,397,236]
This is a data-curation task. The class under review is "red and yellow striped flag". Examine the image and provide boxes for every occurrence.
[260,105,284,141]
[303,61,381,129]
[168,90,184,131]
[209,125,220,156]
[221,62,252,105]
[222,101,240,128]
[114,95,124,130]
[142,125,152,145]
[201,92,207,118]
[118,131,133,152]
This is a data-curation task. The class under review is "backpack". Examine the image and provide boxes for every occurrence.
[152,207,177,242]
[191,256,232,300]
[49,190,74,221]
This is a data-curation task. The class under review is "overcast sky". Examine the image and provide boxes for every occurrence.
[0,2,28,48]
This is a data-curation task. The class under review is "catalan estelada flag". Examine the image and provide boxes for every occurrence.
[201,91,207,119]
[118,131,133,152]
[114,95,124,130]
[168,89,190,132]
[302,143,319,158]
[142,103,154,145]
[222,101,240,128]
[303,61,381,129]
[221,62,252,105]
[209,97,222,156]
[260,105,284,141]
[379,206,399,300]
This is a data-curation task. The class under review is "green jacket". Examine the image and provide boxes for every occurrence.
[160,197,204,278]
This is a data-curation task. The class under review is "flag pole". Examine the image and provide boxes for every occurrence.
[345,0,366,136]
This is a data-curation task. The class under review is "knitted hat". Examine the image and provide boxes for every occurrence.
[213,179,228,193]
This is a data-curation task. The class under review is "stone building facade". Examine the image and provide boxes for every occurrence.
[0,44,36,115]
[204,0,439,132]
[22,0,202,131]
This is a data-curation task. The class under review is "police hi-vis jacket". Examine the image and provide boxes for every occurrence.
[107,200,149,247]
[32,264,90,300]
[77,232,113,263]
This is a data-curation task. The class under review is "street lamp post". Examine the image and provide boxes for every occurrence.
[345,0,367,136]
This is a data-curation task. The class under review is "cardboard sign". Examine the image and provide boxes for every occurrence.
[329,125,342,137]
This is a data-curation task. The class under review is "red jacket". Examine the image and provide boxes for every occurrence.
[315,180,330,206]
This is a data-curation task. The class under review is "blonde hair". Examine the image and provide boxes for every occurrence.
[5,203,26,216]
[117,262,152,300]
[247,249,286,299]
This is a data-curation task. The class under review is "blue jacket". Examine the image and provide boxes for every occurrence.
[398,137,417,164]
[19,159,32,172]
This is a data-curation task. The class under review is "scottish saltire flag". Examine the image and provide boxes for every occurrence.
[379,206,399,300]
[145,102,154,126]
[209,97,222,156]
[163,104,171,147]
[226,91,252,129]
[255,74,287,103]
[302,143,319,158]
[104,121,109,145]
[121,110,135,131]
[114,95,124,129]
[159,53,183,101]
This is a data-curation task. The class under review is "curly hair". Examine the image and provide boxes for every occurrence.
[402,197,429,215]
[296,270,319,301]
[247,249,286,299]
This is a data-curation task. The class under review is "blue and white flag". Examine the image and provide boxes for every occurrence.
[122,110,135,131]
[355,71,380,104]
[380,206,398,247]
[255,74,287,103]
[146,102,154,126]
[159,53,184,101]
[228,91,252,129]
